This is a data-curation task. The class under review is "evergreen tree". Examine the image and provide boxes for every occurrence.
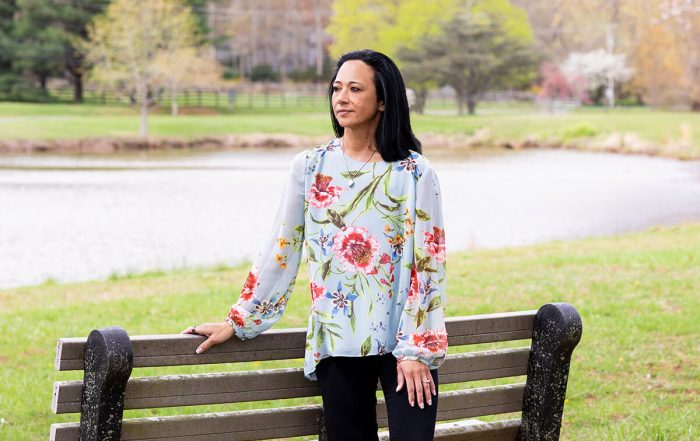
[401,15,538,115]
[0,0,22,97]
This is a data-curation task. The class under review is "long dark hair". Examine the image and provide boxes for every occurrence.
[328,49,422,162]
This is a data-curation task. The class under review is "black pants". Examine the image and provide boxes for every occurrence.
[315,354,439,441]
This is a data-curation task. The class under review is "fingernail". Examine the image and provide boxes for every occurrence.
[428,399,432,406]
[419,403,424,409]
[410,401,414,407]
[195,347,202,354]
[395,386,400,392]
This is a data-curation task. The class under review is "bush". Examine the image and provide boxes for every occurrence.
[562,123,598,139]
[250,64,279,83]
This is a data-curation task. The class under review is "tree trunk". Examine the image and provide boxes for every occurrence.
[39,75,47,91]
[414,88,428,114]
[171,82,179,117]
[139,79,149,140]
[140,101,148,140]
[73,72,83,103]
[467,97,477,115]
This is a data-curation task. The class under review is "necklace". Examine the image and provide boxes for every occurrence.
[340,138,377,187]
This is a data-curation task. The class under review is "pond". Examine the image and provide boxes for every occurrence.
[1,147,698,289]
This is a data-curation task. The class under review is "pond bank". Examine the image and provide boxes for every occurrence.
[0,131,697,160]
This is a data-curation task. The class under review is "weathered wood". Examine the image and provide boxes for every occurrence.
[55,312,536,371]
[50,384,525,441]
[55,328,308,371]
[518,303,582,441]
[79,328,133,441]
[380,419,521,441]
[53,348,529,413]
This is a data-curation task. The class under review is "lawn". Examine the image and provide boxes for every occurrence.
[0,222,698,440]
[1,102,699,159]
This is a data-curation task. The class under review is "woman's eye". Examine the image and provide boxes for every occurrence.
[351,87,359,92]
[332,86,340,92]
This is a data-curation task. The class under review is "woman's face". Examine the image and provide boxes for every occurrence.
[332,60,385,133]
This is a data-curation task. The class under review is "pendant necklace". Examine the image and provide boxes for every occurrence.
[340,138,377,187]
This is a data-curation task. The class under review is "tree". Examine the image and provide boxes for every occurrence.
[0,0,21,97]
[12,0,64,93]
[400,14,538,115]
[152,47,222,116]
[58,0,110,102]
[81,0,206,138]
[327,0,535,113]
[561,49,632,107]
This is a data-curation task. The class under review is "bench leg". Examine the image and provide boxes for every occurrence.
[80,327,133,441]
[518,303,582,441]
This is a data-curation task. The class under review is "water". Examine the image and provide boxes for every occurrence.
[1,148,699,289]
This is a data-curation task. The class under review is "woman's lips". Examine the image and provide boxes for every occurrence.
[336,110,352,116]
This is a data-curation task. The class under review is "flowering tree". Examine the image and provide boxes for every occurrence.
[561,49,633,107]
[80,0,212,138]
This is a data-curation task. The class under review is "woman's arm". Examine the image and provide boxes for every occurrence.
[184,151,308,353]
[393,163,448,407]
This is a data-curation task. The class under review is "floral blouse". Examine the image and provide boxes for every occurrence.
[227,138,447,380]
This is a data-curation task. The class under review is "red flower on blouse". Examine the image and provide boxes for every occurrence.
[240,270,259,301]
[424,226,446,263]
[411,329,448,353]
[407,265,420,303]
[228,308,246,328]
[310,281,325,305]
[309,173,345,208]
[332,226,380,274]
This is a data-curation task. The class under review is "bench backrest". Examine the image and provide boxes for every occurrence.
[50,303,582,441]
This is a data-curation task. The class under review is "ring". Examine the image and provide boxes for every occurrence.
[421,379,431,383]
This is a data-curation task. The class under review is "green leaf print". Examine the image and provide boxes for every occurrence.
[416,209,432,221]
[360,335,372,357]
[415,308,426,328]
[327,209,346,229]
[341,170,370,180]
[416,255,433,273]
[321,259,332,280]
[307,244,317,262]
[427,296,442,312]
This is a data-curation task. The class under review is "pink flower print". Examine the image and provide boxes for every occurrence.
[411,329,448,353]
[240,270,259,301]
[310,281,325,306]
[424,226,446,263]
[407,265,420,304]
[308,173,345,208]
[332,226,380,274]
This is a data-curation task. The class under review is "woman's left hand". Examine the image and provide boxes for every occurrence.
[396,359,436,409]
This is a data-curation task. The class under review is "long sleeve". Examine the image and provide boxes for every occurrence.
[227,151,307,340]
[392,164,448,368]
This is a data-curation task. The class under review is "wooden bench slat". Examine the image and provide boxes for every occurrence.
[54,311,536,371]
[429,419,520,441]
[50,384,524,441]
[53,348,529,413]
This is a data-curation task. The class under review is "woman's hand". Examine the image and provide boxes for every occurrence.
[395,359,436,409]
[181,322,235,354]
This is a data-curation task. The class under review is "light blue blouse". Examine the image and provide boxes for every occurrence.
[227,138,447,380]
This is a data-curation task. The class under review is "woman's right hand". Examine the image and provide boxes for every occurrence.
[181,322,235,354]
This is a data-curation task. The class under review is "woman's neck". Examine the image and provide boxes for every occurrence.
[341,129,380,162]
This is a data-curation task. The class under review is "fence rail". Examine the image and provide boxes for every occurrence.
[3,86,543,111]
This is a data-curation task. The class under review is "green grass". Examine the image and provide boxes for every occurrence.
[0,222,698,440]
[1,102,699,159]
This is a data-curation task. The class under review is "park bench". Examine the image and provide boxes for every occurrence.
[50,302,582,441]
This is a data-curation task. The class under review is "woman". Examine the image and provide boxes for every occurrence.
[183,49,447,441]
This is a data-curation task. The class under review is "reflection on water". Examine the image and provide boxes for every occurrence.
[1,148,699,289]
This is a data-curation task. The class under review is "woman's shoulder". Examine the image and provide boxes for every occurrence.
[305,138,340,159]
[400,149,437,181]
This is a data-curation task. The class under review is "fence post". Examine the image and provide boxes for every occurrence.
[518,303,582,441]
[79,327,133,441]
